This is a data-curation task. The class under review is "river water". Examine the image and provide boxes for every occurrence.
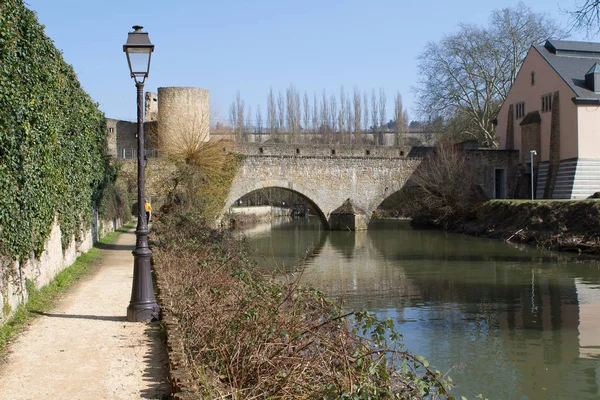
[241,217,600,400]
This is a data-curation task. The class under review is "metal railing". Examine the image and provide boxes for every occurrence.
[118,148,160,159]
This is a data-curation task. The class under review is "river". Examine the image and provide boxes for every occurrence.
[241,217,600,400]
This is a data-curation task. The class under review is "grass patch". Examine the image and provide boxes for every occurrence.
[0,222,134,354]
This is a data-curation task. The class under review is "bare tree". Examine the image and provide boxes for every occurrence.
[312,93,319,137]
[321,90,329,136]
[236,91,245,142]
[256,105,263,143]
[567,0,600,34]
[410,141,483,228]
[353,87,362,141]
[286,85,300,142]
[303,91,310,137]
[329,94,338,142]
[229,101,238,137]
[394,91,408,147]
[268,87,277,134]
[370,89,379,145]
[363,91,369,141]
[415,2,562,147]
[245,105,253,142]
[345,97,353,144]
[339,86,346,143]
[378,88,387,146]
[277,90,286,140]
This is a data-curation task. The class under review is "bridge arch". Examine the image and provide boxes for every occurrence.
[223,146,424,230]
[224,179,331,229]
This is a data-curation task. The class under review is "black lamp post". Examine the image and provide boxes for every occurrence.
[123,25,160,322]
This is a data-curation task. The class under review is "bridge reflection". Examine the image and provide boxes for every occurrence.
[242,218,600,399]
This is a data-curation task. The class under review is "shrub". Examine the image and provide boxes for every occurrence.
[152,213,456,399]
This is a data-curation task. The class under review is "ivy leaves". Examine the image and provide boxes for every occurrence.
[0,1,110,260]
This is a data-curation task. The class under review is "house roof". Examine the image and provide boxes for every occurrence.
[535,39,600,101]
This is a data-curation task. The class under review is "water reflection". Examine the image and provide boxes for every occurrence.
[242,218,600,399]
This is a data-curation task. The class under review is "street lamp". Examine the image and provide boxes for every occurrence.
[530,150,537,200]
[123,25,160,322]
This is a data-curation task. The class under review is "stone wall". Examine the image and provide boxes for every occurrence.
[466,149,520,199]
[0,213,125,323]
[145,92,158,122]
[545,91,561,198]
[158,87,210,145]
[224,147,423,229]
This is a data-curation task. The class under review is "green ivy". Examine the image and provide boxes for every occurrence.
[0,1,113,260]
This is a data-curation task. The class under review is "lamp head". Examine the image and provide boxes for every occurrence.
[123,25,154,83]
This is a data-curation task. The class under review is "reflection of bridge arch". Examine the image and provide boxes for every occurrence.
[223,145,423,230]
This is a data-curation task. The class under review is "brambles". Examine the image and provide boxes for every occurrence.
[152,213,457,399]
[408,142,484,229]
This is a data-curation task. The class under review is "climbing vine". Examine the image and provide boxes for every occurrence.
[0,0,114,260]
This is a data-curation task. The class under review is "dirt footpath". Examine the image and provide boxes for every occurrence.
[0,228,170,399]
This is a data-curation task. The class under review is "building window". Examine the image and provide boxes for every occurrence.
[108,127,114,133]
[259,147,263,154]
[515,102,525,119]
[541,94,553,113]
[365,150,370,156]
[331,149,336,155]
[531,71,535,86]
[296,148,300,154]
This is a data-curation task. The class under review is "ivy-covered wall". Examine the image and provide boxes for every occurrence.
[0,0,112,260]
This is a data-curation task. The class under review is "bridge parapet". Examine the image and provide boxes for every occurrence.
[233,143,430,159]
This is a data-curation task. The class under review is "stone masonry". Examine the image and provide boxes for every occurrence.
[544,91,560,199]
[225,144,424,230]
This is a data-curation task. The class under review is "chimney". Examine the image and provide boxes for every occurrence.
[585,63,600,93]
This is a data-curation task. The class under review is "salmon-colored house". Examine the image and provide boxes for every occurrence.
[496,40,600,199]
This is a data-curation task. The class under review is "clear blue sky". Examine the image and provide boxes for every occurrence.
[25,0,591,124]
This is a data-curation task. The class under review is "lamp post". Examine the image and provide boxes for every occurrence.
[123,25,160,322]
[530,150,537,200]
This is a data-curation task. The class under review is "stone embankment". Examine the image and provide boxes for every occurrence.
[459,200,600,255]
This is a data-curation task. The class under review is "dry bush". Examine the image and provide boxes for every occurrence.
[152,214,456,399]
[410,141,484,229]
[152,107,242,221]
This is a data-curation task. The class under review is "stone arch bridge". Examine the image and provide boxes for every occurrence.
[224,145,428,230]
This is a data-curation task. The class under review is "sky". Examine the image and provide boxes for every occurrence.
[24,0,594,124]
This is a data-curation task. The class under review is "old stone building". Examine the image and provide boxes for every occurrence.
[106,87,209,159]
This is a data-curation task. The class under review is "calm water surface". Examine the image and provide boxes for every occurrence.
[242,217,600,400]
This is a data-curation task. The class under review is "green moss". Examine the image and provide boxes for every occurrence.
[2,298,10,319]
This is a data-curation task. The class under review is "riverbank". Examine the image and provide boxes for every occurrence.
[151,212,455,399]
[457,200,600,255]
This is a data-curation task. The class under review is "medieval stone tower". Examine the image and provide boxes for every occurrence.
[157,87,210,143]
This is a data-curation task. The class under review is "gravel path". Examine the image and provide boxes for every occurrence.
[0,228,170,399]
